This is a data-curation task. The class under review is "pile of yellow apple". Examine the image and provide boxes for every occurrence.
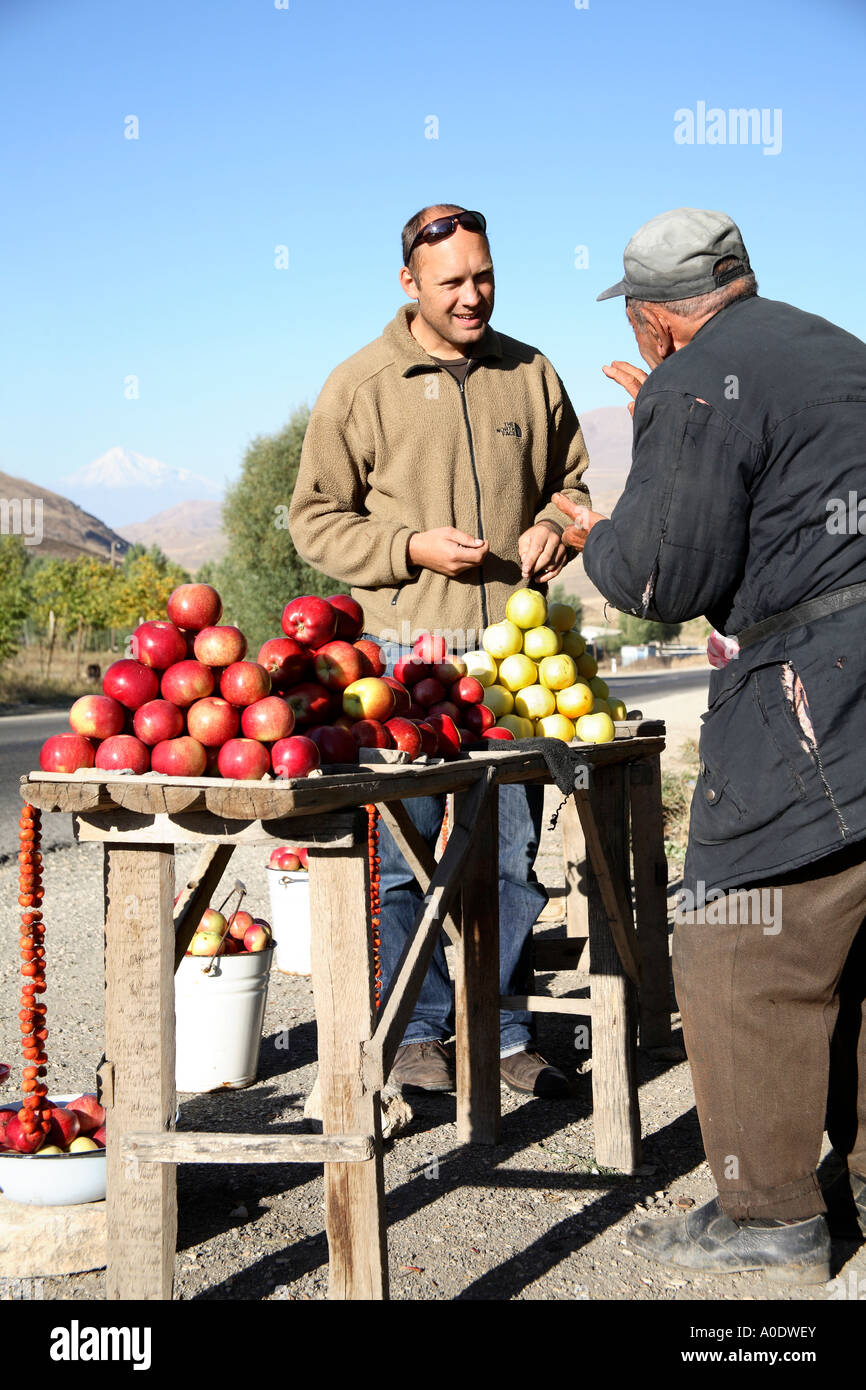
[464,590,627,745]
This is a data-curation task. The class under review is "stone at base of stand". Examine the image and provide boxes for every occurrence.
[0,1192,106,1277]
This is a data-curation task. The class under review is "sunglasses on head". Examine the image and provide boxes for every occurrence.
[407,210,487,262]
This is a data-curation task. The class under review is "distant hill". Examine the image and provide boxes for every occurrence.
[0,467,130,563]
[118,500,227,573]
[63,446,223,529]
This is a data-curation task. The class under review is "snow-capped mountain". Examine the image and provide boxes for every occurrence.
[63,447,223,528]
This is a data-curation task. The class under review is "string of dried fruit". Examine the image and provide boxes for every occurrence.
[16,804,51,1150]
[365,804,382,1009]
[440,800,449,854]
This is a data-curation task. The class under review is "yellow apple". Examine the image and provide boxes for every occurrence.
[556,681,594,719]
[483,684,514,717]
[546,602,576,632]
[496,714,535,740]
[498,653,538,692]
[522,625,561,660]
[575,712,616,744]
[481,621,523,659]
[33,1145,65,1156]
[536,713,576,742]
[561,629,587,660]
[505,588,547,630]
[589,676,609,699]
[608,697,628,720]
[538,653,578,691]
[514,684,556,720]
[68,1135,100,1153]
[576,651,598,680]
[463,650,499,687]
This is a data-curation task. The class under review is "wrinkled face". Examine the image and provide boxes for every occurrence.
[408,226,495,351]
[626,303,666,369]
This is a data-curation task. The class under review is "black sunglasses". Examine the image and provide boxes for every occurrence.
[407,210,487,262]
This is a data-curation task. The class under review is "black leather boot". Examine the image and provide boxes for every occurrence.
[627,1197,831,1283]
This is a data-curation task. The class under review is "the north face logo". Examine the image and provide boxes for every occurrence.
[496,421,522,437]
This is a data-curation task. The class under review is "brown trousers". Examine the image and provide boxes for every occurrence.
[673,841,866,1221]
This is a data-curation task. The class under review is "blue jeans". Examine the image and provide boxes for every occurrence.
[365,634,548,1055]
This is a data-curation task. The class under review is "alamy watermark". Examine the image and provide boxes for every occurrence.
[675,880,782,935]
[0,497,43,545]
[674,102,782,156]
[826,492,866,534]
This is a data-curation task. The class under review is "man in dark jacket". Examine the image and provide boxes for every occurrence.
[555,207,866,1282]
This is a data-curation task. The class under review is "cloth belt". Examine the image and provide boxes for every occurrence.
[737,581,866,651]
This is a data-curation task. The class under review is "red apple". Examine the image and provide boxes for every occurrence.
[269,847,301,871]
[457,726,482,750]
[47,1105,81,1148]
[413,632,448,664]
[39,733,96,773]
[258,637,310,688]
[65,1094,105,1135]
[91,1125,106,1148]
[407,701,427,720]
[132,620,187,670]
[393,656,431,687]
[151,736,208,777]
[354,638,386,677]
[482,727,516,743]
[133,699,184,746]
[103,659,160,710]
[0,1108,17,1148]
[271,735,321,779]
[243,921,272,952]
[309,724,359,764]
[94,735,150,774]
[296,847,309,868]
[350,719,393,749]
[228,909,255,941]
[453,675,485,705]
[414,721,439,757]
[428,713,461,757]
[464,703,496,734]
[5,1115,45,1154]
[427,700,461,723]
[241,695,295,742]
[217,738,271,781]
[313,640,364,691]
[327,594,365,641]
[166,583,222,632]
[193,625,248,667]
[434,655,468,685]
[189,930,225,956]
[161,660,215,707]
[382,676,412,716]
[69,695,125,740]
[187,697,240,747]
[204,746,221,776]
[282,595,338,648]
[342,677,396,722]
[220,662,271,707]
[413,677,446,708]
[385,717,422,759]
[284,681,334,728]
[199,908,226,933]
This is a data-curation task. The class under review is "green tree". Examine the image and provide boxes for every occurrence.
[0,536,30,664]
[619,613,683,645]
[112,550,190,631]
[219,406,344,649]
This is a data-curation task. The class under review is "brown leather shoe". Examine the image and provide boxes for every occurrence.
[500,1050,569,1098]
[391,1041,455,1093]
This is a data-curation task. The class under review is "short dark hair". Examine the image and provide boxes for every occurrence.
[401,203,466,276]
[626,256,758,326]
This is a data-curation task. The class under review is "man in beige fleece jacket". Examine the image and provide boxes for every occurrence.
[289,204,591,1096]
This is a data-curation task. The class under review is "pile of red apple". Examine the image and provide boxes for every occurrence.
[39,586,513,782]
[187,906,272,957]
[0,1092,105,1156]
[268,846,308,871]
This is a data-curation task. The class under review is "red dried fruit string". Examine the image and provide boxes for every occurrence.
[17,805,51,1140]
[365,804,382,1009]
[440,801,449,854]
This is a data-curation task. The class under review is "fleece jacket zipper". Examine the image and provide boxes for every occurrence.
[459,373,488,630]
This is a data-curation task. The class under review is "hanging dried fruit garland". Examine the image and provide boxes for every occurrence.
[15,805,51,1150]
[365,805,382,1009]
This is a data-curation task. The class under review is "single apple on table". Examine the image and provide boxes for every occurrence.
[94,735,150,774]
[187,696,240,747]
[39,733,96,774]
[131,620,188,670]
[69,695,125,740]
[271,735,321,779]
[151,736,208,777]
[257,637,310,688]
[327,594,365,641]
[353,638,386,677]
[282,595,338,648]
[161,660,215,708]
[241,695,295,742]
[217,738,271,781]
[166,582,223,632]
[133,699,184,746]
[103,659,161,710]
[193,625,248,667]
[342,677,396,722]
[220,662,272,708]
[313,640,364,691]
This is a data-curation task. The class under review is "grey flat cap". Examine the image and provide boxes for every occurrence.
[597,207,752,302]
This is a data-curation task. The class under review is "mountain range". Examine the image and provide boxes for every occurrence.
[62,446,223,530]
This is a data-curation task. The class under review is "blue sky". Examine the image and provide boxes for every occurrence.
[2,0,865,509]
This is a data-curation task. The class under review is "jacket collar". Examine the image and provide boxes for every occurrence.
[383,303,504,377]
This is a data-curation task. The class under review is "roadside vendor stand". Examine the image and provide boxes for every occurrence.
[19,721,669,1301]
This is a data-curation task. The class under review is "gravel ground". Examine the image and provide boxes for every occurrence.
[2,750,865,1304]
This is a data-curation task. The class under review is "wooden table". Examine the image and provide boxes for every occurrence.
[20,727,668,1301]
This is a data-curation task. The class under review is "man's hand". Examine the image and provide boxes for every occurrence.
[408,527,489,577]
[602,359,648,417]
[518,522,568,583]
[551,493,607,552]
